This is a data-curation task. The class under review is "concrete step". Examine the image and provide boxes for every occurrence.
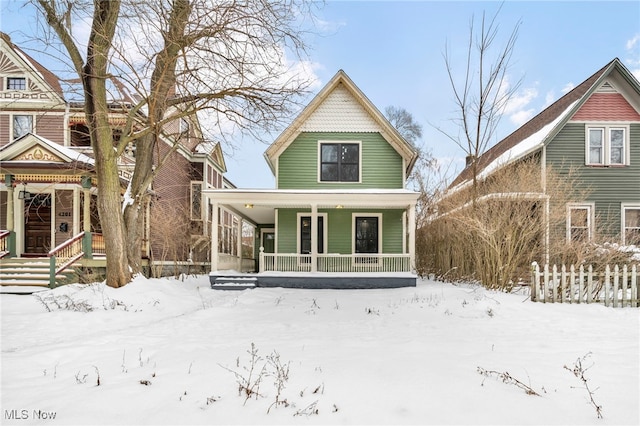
[211,276,257,290]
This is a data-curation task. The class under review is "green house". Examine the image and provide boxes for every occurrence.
[206,70,420,288]
[446,58,640,260]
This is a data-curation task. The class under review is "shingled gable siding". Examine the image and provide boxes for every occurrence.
[546,122,640,239]
[277,132,404,189]
[276,208,404,254]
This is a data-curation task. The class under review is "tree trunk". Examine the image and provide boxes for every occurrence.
[123,132,156,275]
[83,0,130,288]
[122,0,191,275]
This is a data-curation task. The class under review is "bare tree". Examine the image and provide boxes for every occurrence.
[441,7,522,200]
[385,106,423,146]
[384,106,439,224]
[34,0,317,287]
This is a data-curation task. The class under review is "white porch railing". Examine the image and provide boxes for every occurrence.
[259,251,412,273]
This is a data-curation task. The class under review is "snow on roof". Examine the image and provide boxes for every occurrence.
[478,100,578,179]
[450,100,578,194]
[14,133,95,165]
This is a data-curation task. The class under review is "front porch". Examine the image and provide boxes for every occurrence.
[205,188,419,289]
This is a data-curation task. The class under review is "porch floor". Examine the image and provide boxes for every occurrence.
[210,271,417,289]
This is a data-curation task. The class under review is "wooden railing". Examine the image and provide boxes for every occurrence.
[259,252,412,273]
[531,263,639,307]
[0,230,10,259]
[92,233,106,256]
[48,232,85,286]
[91,234,148,258]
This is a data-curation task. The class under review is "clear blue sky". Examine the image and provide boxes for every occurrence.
[2,1,639,188]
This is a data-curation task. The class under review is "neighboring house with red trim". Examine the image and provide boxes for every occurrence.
[444,58,640,253]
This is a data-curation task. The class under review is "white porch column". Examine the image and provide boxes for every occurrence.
[210,201,219,272]
[310,203,318,273]
[236,218,243,272]
[408,203,416,272]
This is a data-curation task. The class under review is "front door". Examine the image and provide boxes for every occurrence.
[24,193,52,254]
[262,231,275,253]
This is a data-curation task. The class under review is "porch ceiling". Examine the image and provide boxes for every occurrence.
[202,188,419,225]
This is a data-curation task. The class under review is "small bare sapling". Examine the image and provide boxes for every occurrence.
[267,351,290,413]
[219,343,267,404]
[477,367,540,396]
[563,353,603,419]
[294,400,319,417]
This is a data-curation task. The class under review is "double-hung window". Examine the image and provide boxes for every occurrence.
[586,125,628,166]
[320,142,360,182]
[567,204,593,243]
[622,205,640,246]
[13,115,33,140]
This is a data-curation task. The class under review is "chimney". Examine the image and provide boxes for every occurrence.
[465,155,476,167]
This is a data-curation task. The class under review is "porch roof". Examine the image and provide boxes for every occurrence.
[202,188,419,224]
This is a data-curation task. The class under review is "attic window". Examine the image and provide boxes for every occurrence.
[586,125,629,166]
[319,142,360,182]
[7,77,26,90]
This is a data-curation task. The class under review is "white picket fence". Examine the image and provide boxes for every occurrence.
[531,263,639,307]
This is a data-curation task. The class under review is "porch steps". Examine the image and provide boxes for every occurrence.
[0,258,75,287]
[211,276,257,290]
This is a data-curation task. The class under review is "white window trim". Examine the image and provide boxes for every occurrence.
[585,124,630,166]
[11,113,35,141]
[261,227,276,250]
[621,203,640,246]
[352,213,383,255]
[296,212,328,254]
[317,140,362,183]
[566,203,595,243]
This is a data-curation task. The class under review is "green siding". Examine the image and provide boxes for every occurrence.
[277,132,404,189]
[546,122,640,238]
[276,208,405,254]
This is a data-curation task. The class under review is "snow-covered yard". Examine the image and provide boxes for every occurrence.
[1,275,638,425]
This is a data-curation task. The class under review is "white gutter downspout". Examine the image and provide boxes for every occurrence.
[210,200,219,272]
[541,145,550,265]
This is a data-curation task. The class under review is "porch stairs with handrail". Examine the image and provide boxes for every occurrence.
[0,231,85,289]
[0,257,76,288]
